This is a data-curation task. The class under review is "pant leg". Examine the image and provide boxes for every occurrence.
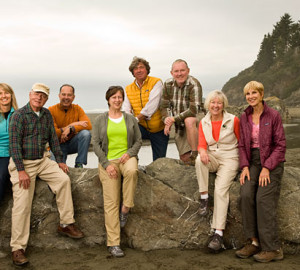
[119,157,138,208]
[60,130,91,165]
[212,157,239,230]
[37,153,75,225]
[195,154,219,193]
[239,149,261,240]
[148,130,169,161]
[99,160,122,247]
[257,163,284,251]
[0,157,10,202]
[9,158,37,252]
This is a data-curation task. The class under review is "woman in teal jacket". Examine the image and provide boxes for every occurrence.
[0,83,18,201]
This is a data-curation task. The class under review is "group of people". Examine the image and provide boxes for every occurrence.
[0,57,286,265]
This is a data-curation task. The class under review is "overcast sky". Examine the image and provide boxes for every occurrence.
[1,0,299,110]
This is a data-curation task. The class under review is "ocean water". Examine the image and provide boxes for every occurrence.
[66,143,179,168]
[66,118,300,169]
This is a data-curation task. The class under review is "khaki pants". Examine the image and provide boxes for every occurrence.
[99,157,138,246]
[9,152,75,252]
[196,153,239,230]
[174,128,191,156]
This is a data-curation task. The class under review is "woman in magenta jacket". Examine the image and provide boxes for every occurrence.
[236,81,286,263]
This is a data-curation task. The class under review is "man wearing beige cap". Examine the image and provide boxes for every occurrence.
[8,83,84,266]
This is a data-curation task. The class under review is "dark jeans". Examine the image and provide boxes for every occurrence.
[240,148,284,251]
[0,157,10,201]
[139,125,169,161]
[60,130,91,165]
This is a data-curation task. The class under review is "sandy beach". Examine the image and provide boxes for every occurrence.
[1,246,300,270]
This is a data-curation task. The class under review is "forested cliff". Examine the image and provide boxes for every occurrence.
[222,13,300,106]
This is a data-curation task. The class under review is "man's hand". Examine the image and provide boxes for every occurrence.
[164,117,175,127]
[60,128,71,143]
[18,170,31,189]
[72,121,88,127]
[58,163,69,174]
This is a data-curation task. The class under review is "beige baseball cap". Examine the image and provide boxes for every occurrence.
[31,83,50,96]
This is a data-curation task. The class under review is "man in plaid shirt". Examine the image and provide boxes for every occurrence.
[8,83,84,266]
[160,59,203,165]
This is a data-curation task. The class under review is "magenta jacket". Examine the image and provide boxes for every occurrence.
[239,102,286,171]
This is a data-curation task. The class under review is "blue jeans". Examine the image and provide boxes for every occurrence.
[0,157,10,201]
[60,130,91,165]
[139,125,169,161]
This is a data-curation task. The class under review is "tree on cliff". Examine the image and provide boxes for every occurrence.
[222,13,300,106]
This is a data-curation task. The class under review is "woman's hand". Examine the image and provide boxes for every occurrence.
[106,164,118,179]
[120,153,130,164]
[259,167,270,187]
[240,167,250,185]
[199,148,209,165]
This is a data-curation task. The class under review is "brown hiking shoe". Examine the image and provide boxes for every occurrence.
[12,249,29,266]
[253,248,284,263]
[57,224,85,239]
[236,243,260,259]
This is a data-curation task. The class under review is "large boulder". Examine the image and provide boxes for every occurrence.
[0,151,299,254]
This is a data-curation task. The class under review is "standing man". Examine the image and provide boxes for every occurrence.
[9,83,84,266]
[124,57,169,161]
[49,84,92,168]
[160,59,203,165]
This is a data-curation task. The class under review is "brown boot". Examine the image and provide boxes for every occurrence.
[236,243,260,259]
[253,248,284,263]
[57,224,85,239]
[12,249,29,266]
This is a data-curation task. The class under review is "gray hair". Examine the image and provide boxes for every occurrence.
[204,90,228,110]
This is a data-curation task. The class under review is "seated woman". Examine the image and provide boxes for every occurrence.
[0,83,18,202]
[236,81,286,263]
[0,83,18,258]
[195,90,240,252]
[92,86,142,257]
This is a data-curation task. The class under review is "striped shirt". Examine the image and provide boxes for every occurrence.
[9,103,63,171]
[160,75,203,123]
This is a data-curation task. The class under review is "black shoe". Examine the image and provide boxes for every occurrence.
[208,233,224,252]
[198,198,208,216]
[120,212,129,228]
[108,246,125,257]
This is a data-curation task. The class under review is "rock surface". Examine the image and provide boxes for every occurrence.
[0,151,299,254]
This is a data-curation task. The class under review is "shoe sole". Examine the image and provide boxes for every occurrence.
[58,231,84,239]
[235,253,252,259]
[13,260,29,266]
[254,255,284,263]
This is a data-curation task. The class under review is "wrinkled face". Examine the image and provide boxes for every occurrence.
[133,63,148,82]
[0,88,12,107]
[171,61,190,87]
[245,88,263,107]
[108,90,123,110]
[29,91,48,111]
[59,86,75,109]
[209,97,223,118]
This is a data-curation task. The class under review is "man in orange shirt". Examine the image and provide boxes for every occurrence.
[49,84,92,168]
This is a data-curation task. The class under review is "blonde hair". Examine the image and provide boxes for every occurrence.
[0,83,19,116]
[243,81,264,97]
[204,90,228,110]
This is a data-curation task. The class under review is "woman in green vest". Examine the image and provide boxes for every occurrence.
[93,86,142,257]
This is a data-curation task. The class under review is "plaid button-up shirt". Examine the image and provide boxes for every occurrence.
[9,103,63,171]
[160,75,203,123]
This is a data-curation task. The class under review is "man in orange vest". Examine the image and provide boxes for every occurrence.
[124,57,168,161]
